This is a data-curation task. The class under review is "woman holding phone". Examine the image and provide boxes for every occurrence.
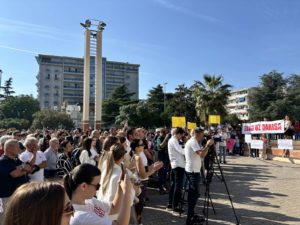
[64,163,132,225]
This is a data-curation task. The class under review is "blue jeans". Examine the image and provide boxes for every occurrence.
[168,167,185,208]
[185,172,201,221]
[219,146,226,163]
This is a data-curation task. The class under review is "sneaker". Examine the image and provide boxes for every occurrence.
[166,204,173,211]
[172,207,184,215]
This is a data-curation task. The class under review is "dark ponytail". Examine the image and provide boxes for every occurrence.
[63,164,101,199]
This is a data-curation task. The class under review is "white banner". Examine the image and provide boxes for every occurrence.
[242,120,284,134]
[250,140,264,149]
[245,134,252,144]
[278,139,293,150]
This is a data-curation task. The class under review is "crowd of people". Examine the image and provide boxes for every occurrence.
[0,115,297,225]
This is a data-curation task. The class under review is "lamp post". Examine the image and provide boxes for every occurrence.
[0,69,2,96]
[94,20,105,130]
[80,19,106,131]
[163,82,167,113]
[80,20,91,132]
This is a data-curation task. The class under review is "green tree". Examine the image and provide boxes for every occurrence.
[248,71,288,121]
[222,113,241,127]
[102,85,136,126]
[0,95,40,124]
[147,84,164,113]
[192,75,232,127]
[0,118,30,130]
[286,74,300,120]
[31,109,74,129]
[165,84,197,124]
[0,77,15,99]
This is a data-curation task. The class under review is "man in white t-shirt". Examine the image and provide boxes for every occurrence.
[19,137,47,182]
[184,128,214,225]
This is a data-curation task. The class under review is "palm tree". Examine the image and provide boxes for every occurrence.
[192,74,232,127]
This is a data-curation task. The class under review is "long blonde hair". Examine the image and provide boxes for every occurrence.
[101,143,126,195]
[98,136,119,171]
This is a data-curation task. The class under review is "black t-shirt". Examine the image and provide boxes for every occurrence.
[0,155,29,198]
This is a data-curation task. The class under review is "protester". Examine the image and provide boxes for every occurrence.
[98,136,120,171]
[19,137,47,182]
[185,128,214,225]
[0,139,31,223]
[0,135,12,157]
[91,130,102,154]
[79,137,99,166]
[130,139,163,225]
[218,128,228,164]
[57,139,75,178]
[166,127,186,214]
[98,143,140,220]
[44,138,59,179]
[283,115,293,157]
[64,163,132,225]
[156,128,171,194]
[3,182,73,225]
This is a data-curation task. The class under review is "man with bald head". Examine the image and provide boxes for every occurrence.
[0,139,31,222]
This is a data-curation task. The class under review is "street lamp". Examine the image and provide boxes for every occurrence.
[163,82,167,113]
[80,19,105,131]
[0,69,2,96]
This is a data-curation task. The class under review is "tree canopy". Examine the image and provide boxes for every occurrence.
[31,109,74,129]
[192,75,232,127]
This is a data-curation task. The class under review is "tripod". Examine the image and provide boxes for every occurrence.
[202,150,240,225]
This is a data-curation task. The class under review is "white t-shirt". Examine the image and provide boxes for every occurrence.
[97,164,135,220]
[219,132,228,147]
[19,150,46,181]
[79,148,98,166]
[140,151,148,167]
[71,198,112,225]
[168,136,185,169]
[185,137,202,173]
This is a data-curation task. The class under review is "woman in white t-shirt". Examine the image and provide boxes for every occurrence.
[64,163,132,225]
[79,138,99,166]
[98,143,140,220]
[130,139,163,225]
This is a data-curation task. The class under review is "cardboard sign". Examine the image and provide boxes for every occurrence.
[245,134,252,144]
[209,115,220,124]
[278,139,293,150]
[172,117,186,128]
[242,120,284,134]
[187,122,197,130]
[250,140,264,149]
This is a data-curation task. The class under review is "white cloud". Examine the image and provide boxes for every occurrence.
[0,44,41,55]
[0,17,80,41]
[151,0,220,23]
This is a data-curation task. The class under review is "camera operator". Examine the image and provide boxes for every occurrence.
[185,128,214,225]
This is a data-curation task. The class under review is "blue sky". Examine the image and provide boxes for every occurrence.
[1,0,300,99]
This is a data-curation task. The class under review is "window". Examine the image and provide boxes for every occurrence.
[55,74,58,80]
[46,74,50,79]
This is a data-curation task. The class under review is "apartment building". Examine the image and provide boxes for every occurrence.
[36,54,139,109]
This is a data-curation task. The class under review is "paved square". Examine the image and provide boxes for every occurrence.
[143,156,300,225]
